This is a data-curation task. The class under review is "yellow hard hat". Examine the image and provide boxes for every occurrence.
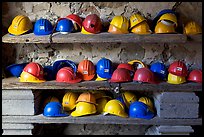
[110,15,129,34]
[128,60,147,69]
[8,15,33,36]
[108,24,124,34]
[103,99,128,118]
[96,97,111,114]
[138,97,154,112]
[81,26,94,34]
[131,21,152,34]
[129,13,146,29]
[19,71,45,83]
[155,21,176,34]
[71,102,97,117]
[167,73,186,84]
[43,96,60,108]
[157,13,178,27]
[183,21,202,35]
[122,91,137,108]
[62,92,79,111]
[95,74,108,81]
[76,92,97,105]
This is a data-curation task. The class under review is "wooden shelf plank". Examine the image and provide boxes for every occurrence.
[2,77,202,92]
[2,114,202,125]
[2,32,188,44]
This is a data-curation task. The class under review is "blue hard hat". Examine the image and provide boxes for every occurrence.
[129,101,154,120]
[96,58,113,79]
[43,65,54,81]
[43,102,68,117]
[6,63,28,77]
[150,62,168,80]
[116,96,126,106]
[34,18,53,35]
[56,18,74,34]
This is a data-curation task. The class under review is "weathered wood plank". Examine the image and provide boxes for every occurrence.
[2,32,188,44]
[2,77,202,92]
[2,114,202,125]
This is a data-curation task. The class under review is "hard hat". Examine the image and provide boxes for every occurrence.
[129,13,146,29]
[76,92,97,105]
[109,68,132,83]
[95,74,108,81]
[157,13,178,27]
[19,71,46,83]
[43,96,60,109]
[71,102,97,117]
[81,14,102,34]
[183,21,202,35]
[108,24,124,34]
[23,62,44,80]
[77,59,96,81]
[53,60,77,78]
[154,20,176,34]
[8,15,33,36]
[43,65,54,81]
[96,96,111,114]
[167,72,186,84]
[56,18,74,34]
[131,21,152,34]
[129,101,154,119]
[62,92,79,111]
[122,91,137,108]
[96,58,113,79]
[168,61,188,77]
[56,67,82,84]
[138,97,154,112]
[6,63,28,77]
[109,15,129,34]
[128,60,147,70]
[150,62,168,80]
[43,102,68,117]
[34,18,53,35]
[117,63,134,72]
[133,68,159,84]
[92,92,112,100]
[66,14,82,30]
[187,69,202,83]
[103,99,128,118]
[81,26,94,34]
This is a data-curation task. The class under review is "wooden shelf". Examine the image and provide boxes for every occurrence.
[2,77,202,92]
[2,32,190,44]
[2,114,202,125]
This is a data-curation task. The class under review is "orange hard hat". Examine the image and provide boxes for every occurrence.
[76,92,97,105]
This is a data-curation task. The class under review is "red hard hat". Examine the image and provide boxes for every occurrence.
[187,69,202,83]
[117,63,134,72]
[168,61,188,77]
[82,14,102,34]
[23,62,44,80]
[133,68,158,84]
[56,67,82,83]
[66,14,82,28]
[109,68,132,83]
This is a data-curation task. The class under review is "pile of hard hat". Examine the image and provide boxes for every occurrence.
[5,58,202,84]
[42,91,156,120]
[7,9,202,36]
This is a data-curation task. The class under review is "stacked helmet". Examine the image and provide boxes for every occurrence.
[129,13,146,29]
[76,92,97,105]
[168,61,188,77]
[71,102,97,117]
[66,14,82,31]
[96,58,113,81]
[108,15,129,34]
[56,18,74,34]
[103,99,128,118]
[133,68,159,84]
[81,14,102,34]
[109,68,132,83]
[187,69,202,83]
[122,91,137,108]
[77,59,95,81]
[128,60,147,70]
[6,63,28,77]
[150,62,168,80]
[43,96,60,109]
[183,21,202,35]
[96,96,111,114]
[62,92,79,111]
[131,21,152,34]
[19,71,45,83]
[155,20,176,34]
[117,63,134,72]
[157,13,178,27]
[129,101,154,119]
[8,15,33,36]
[34,18,53,35]
[167,73,186,84]
[56,67,82,84]
[43,102,68,117]
[138,97,154,112]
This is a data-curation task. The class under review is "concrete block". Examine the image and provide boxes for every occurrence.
[2,89,34,100]
[2,100,34,115]
[2,123,34,129]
